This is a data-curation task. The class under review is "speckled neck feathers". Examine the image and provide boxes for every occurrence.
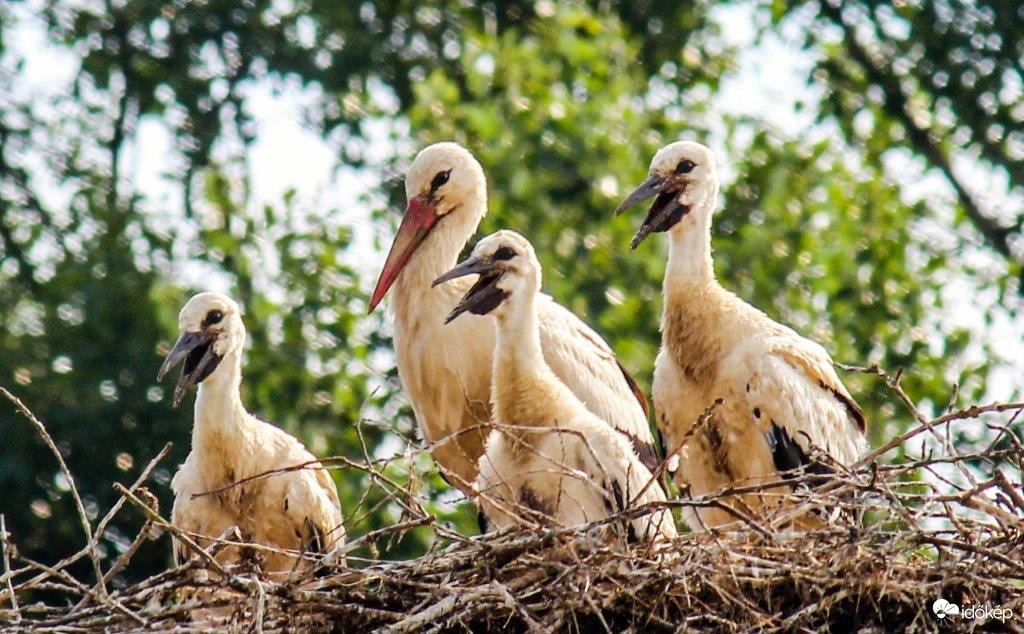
[661,199,728,387]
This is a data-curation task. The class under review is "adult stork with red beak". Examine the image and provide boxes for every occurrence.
[369,142,660,494]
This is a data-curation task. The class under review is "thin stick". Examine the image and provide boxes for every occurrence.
[0,515,19,622]
[71,443,173,615]
[1,387,106,597]
[112,483,229,578]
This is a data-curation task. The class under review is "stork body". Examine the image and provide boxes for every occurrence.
[160,293,345,573]
[616,142,866,528]
[437,232,676,543]
[370,143,658,493]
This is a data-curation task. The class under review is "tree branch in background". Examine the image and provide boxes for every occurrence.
[0,123,42,294]
[818,1,1021,284]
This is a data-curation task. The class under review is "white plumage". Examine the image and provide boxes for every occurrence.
[436,231,676,543]
[615,141,866,528]
[159,292,345,573]
[369,142,658,494]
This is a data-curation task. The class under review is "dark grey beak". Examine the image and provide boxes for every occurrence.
[158,330,223,408]
[614,174,665,217]
[158,331,203,381]
[431,256,496,288]
[616,174,690,250]
[433,256,509,324]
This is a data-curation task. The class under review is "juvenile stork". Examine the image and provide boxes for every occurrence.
[435,231,676,543]
[614,141,866,528]
[158,292,345,572]
[369,142,659,494]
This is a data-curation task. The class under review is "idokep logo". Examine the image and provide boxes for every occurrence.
[933,599,959,619]
[933,598,1014,623]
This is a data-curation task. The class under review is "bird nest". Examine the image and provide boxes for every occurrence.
[1,366,1022,633]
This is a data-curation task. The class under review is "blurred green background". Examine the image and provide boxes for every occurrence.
[1,0,1021,587]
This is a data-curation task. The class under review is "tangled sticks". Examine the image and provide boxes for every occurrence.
[1,369,1022,633]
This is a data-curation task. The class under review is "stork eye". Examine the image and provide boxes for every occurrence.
[203,310,224,327]
[493,246,516,261]
[430,169,452,192]
[675,159,696,174]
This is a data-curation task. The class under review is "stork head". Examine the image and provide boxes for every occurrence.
[431,230,540,324]
[368,142,487,312]
[614,141,718,249]
[158,292,245,407]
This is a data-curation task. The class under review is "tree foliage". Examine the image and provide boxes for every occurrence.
[783,0,1024,295]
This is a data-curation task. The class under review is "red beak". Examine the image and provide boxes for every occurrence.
[368,196,441,312]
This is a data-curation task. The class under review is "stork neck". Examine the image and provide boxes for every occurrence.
[659,202,732,385]
[496,296,544,367]
[664,204,717,299]
[192,350,249,451]
[491,295,567,426]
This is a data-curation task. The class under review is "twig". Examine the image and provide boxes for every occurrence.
[1,387,106,597]
[112,483,229,578]
[70,443,172,614]
[2,377,1022,632]
[0,515,19,622]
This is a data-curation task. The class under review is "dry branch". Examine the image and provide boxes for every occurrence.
[0,370,1022,633]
